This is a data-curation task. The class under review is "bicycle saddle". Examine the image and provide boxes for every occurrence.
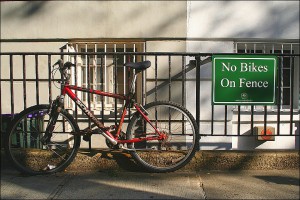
[124,61,151,71]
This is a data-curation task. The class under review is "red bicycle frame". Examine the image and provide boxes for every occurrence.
[61,82,165,145]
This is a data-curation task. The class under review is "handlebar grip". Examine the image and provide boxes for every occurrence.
[54,59,63,67]
[64,62,76,69]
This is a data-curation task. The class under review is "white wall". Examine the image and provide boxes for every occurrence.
[2,1,299,41]
[185,1,299,150]
[185,41,234,150]
[187,1,299,39]
[1,1,299,150]
[0,1,187,40]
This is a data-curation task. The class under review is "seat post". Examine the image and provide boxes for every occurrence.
[129,73,138,94]
[124,60,151,96]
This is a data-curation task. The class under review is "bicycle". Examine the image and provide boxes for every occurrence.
[4,59,199,175]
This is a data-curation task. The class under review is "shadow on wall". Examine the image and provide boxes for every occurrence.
[188,1,299,38]
[2,1,187,38]
[3,1,48,18]
[199,142,232,150]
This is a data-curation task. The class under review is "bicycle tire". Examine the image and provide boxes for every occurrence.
[126,101,199,173]
[4,104,81,175]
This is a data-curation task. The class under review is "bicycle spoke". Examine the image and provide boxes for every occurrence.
[6,105,80,175]
[127,101,199,172]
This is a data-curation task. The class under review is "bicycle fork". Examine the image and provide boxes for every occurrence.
[40,96,63,145]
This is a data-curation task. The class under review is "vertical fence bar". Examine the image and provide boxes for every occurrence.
[123,44,127,103]
[264,105,267,136]
[277,54,282,135]
[133,44,136,98]
[211,58,214,137]
[10,55,14,116]
[279,46,284,107]
[142,43,146,105]
[237,106,241,136]
[133,43,136,63]
[182,56,186,135]
[87,55,92,150]
[224,106,228,135]
[168,55,171,102]
[195,56,201,146]
[94,44,98,109]
[127,55,131,122]
[289,53,294,135]
[104,44,107,104]
[114,44,118,126]
[168,55,171,134]
[141,53,146,105]
[155,55,158,102]
[154,55,158,128]
[263,44,272,137]
[85,44,88,103]
[23,55,27,109]
[100,55,104,123]
[0,55,2,133]
[35,55,39,105]
[74,52,78,123]
[250,105,254,135]
[211,105,214,135]
[182,56,186,107]
[47,55,52,104]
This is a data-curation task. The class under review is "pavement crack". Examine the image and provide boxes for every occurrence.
[197,174,208,199]
[47,174,73,200]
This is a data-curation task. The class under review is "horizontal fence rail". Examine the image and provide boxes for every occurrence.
[0,51,299,149]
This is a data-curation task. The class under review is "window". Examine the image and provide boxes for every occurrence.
[65,42,145,111]
[235,42,299,110]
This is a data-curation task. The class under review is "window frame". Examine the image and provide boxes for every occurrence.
[234,42,299,112]
[64,42,146,111]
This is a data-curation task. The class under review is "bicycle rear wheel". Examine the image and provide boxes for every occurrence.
[126,101,199,172]
[4,104,81,175]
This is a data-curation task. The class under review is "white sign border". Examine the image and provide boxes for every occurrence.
[212,56,277,105]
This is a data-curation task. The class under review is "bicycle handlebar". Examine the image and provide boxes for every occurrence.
[53,59,76,83]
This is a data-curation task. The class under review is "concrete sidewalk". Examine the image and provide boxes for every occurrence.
[1,167,299,199]
[1,167,205,199]
[1,150,299,199]
[199,169,299,199]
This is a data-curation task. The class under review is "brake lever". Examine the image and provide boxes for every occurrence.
[53,59,63,68]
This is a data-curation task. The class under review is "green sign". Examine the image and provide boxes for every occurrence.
[212,55,277,105]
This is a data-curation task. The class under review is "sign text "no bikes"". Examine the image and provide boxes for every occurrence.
[220,62,269,88]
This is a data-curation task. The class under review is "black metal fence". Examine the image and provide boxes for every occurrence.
[0,52,299,148]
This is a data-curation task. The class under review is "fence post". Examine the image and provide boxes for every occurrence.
[195,55,201,150]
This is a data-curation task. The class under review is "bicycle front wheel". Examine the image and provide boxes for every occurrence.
[126,101,199,172]
[4,104,81,175]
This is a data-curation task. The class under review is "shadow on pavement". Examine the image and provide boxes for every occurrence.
[254,175,300,186]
